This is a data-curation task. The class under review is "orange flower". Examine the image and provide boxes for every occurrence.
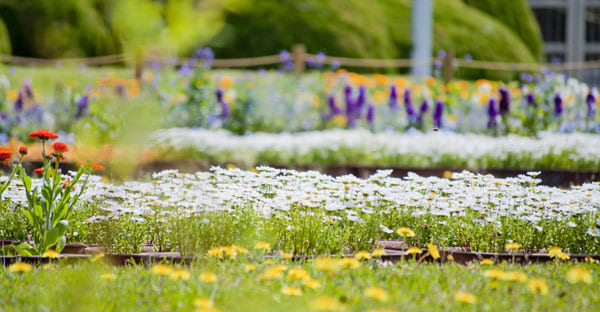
[52,142,69,154]
[0,148,12,162]
[34,168,43,175]
[29,129,59,140]
[90,162,105,171]
[18,146,28,156]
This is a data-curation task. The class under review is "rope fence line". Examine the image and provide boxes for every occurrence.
[2,48,600,73]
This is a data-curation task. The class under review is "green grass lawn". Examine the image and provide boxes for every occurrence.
[1,257,598,311]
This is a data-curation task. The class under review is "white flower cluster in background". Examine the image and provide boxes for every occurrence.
[149,128,600,169]
[2,168,598,235]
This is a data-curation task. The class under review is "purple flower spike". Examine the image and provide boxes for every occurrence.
[553,94,563,116]
[526,92,536,107]
[356,86,366,110]
[75,95,89,119]
[417,99,429,124]
[487,98,498,128]
[432,100,444,128]
[586,92,596,119]
[344,86,354,115]
[216,88,224,103]
[23,79,34,99]
[389,86,398,110]
[499,87,510,115]
[14,92,23,112]
[366,104,375,124]
[404,89,415,119]
[328,96,342,115]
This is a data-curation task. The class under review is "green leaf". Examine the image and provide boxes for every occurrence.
[56,235,66,253]
[43,220,68,249]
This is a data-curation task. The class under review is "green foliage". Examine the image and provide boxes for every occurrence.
[0,17,10,54]
[463,0,544,61]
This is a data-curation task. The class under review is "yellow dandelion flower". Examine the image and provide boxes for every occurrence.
[264,259,275,265]
[483,269,505,280]
[480,259,494,265]
[287,268,311,282]
[151,264,172,276]
[230,244,249,254]
[427,243,440,260]
[194,298,214,309]
[42,250,60,259]
[313,257,343,273]
[305,278,322,289]
[312,296,343,311]
[528,278,549,295]
[548,247,570,260]
[8,262,33,273]
[254,241,271,251]
[505,242,522,251]
[340,258,361,269]
[170,269,191,281]
[447,254,454,261]
[90,252,105,262]
[281,252,293,259]
[443,171,453,179]
[566,267,593,284]
[259,265,287,280]
[207,246,224,258]
[500,271,528,283]
[406,246,423,255]
[371,248,386,257]
[199,272,218,283]
[585,257,596,264]
[222,246,238,259]
[281,286,303,296]
[244,264,257,272]
[396,227,416,237]
[100,273,117,280]
[454,291,476,304]
[355,251,372,260]
[364,287,389,302]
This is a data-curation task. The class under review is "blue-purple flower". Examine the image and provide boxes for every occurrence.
[554,93,563,116]
[404,89,415,120]
[526,92,536,107]
[216,88,229,118]
[389,86,398,110]
[432,100,444,128]
[366,104,375,124]
[75,95,89,119]
[196,48,214,68]
[487,98,499,128]
[586,92,596,119]
[417,99,429,124]
[280,50,293,71]
[499,87,510,115]
[14,92,23,112]
[328,95,342,115]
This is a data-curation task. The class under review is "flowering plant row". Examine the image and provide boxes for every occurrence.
[149,128,600,171]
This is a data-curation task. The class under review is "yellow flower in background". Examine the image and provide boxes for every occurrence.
[364,287,389,302]
[340,257,361,269]
[254,241,271,251]
[194,298,214,309]
[585,257,597,264]
[427,243,440,260]
[548,247,570,260]
[244,264,257,272]
[305,278,322,289]
[312,296,343,311]
[443,171,453,179]
[170,269,191,281]
[281,286,303,296]
[313,95,321,109]
[454,291,476,304]
[207,246,224,258]
[199,272,218,283]
[354,251,372,260]
[505,242,522,251]
[566,267,593,284]
[100,273,117,280]
[331,114,347,128]
[226,163,237,170]
[223,246,240,258]
[500,271,527,283]
[373,90,387,104]
[480,259,494,265]
[259,265,287,280]
[220,76,234,89]
[313,257,343,273]
[281,252,293,259]
[373,74,390,85]
[372,248,386,257]
[407,247,423,255]
[6,90,19,101]
[287,267,311,282]
[478,92,490,106]
[528,278,549,295]
[447,254,454,262]
[42,250,60,259]
[396,227,415,237]
[264,259,275,265]
[151,264,172,276]
[483,269,505,280]
[8,262,33,273]
[90,252,105,262]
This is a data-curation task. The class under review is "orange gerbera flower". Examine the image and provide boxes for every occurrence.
[90,162,105,171]
[0,148,12,162]
[29,129,59,140]
[52,142,69,154]
[18,146,28,156]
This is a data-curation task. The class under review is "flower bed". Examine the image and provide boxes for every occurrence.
[149,128,600,171]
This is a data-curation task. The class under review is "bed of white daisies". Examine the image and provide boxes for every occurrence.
[149,129,600,170]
